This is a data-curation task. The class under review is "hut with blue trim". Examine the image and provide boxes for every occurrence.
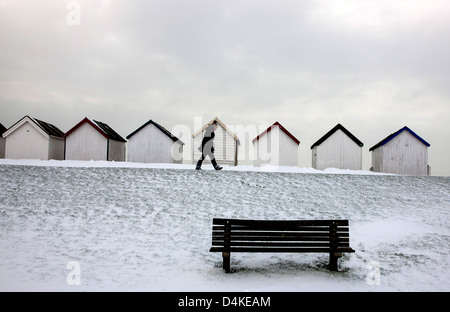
[369,126,431,176]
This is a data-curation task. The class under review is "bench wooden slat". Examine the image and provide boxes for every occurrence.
[213,225,350,232]
[212,218,349,226]
[212,241,351,247]
[210,247,355,253]
[213,231,350,238]
[213,234,350,240]
[212,238,350,243]
[213,224,348,232]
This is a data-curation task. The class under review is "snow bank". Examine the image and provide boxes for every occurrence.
[0,161,448,292]
[0,159,389,175]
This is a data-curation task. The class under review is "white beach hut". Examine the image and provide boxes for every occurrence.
[2,116,65,160]
[64,117,126,161]
[369,126,431,176]
[311,123,364,170]
[126,119,184,164]
[252,121,300,167]
[192,117,240,166]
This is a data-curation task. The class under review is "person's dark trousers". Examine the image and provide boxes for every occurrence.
[196,151,218,169]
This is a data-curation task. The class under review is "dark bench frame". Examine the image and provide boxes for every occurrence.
[210,218,355,272]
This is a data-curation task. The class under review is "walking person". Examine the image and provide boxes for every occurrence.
[196,120,223,170]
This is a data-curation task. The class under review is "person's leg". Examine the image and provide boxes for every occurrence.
[196,152,206,169]
[210,156,218,168]
[208,151,222,170]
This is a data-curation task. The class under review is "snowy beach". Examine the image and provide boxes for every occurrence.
[0,159,449,291]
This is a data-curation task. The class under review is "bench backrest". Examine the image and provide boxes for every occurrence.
[211,218,352,253]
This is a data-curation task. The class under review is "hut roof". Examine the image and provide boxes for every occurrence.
[3,115,64,139]
[369,126,430,152]
[252,121,300,145]
[126,119,184,145]
[0,123,7,136]
[34,118,65,138]
[192,117,240,145]
[310,123,363,149]
[64,117,126,142]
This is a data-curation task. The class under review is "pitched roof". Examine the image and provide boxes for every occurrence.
[369,126,430,152]
[126,119,184,145]
[33,118,65,138]
[252,121,300,145]
[64,117,126,142]
[93,119,127,142]
[2,115,64,139]
[192,117,240,144]
[310,123,363,149]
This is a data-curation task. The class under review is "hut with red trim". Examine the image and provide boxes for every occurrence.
[252,121,300,167]
[64,117,126,161]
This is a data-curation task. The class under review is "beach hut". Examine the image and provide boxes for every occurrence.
[252,121,300,167]
[126,119,184,164]
[192,117,240,166]
[369,126,431,176]
[2,115,65,160]
[311,123,364,170]
[0,123,7,158]
[64,117,126,161]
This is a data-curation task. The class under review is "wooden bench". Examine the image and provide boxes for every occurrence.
[209,218,355,272]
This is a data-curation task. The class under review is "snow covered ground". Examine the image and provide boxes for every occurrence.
[0,159,449,291]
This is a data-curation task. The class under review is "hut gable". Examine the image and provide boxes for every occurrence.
[252,121,300,167]
[126,119,184,164]
[369,126,430,176]
[3,115,64,139]
[310,123,363,170]
[64,117,126,161]
[192,117,240,166]
[311,123,363,149]
[127,119,183,144]
[192,118,240,143]
[2,115,65,160]
[252,122,300,145]
[64,117,126,142]
[369,126,430,152]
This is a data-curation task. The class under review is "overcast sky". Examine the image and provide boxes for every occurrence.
[1,0,449,175]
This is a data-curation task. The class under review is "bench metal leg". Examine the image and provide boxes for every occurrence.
[222,252,230,273]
